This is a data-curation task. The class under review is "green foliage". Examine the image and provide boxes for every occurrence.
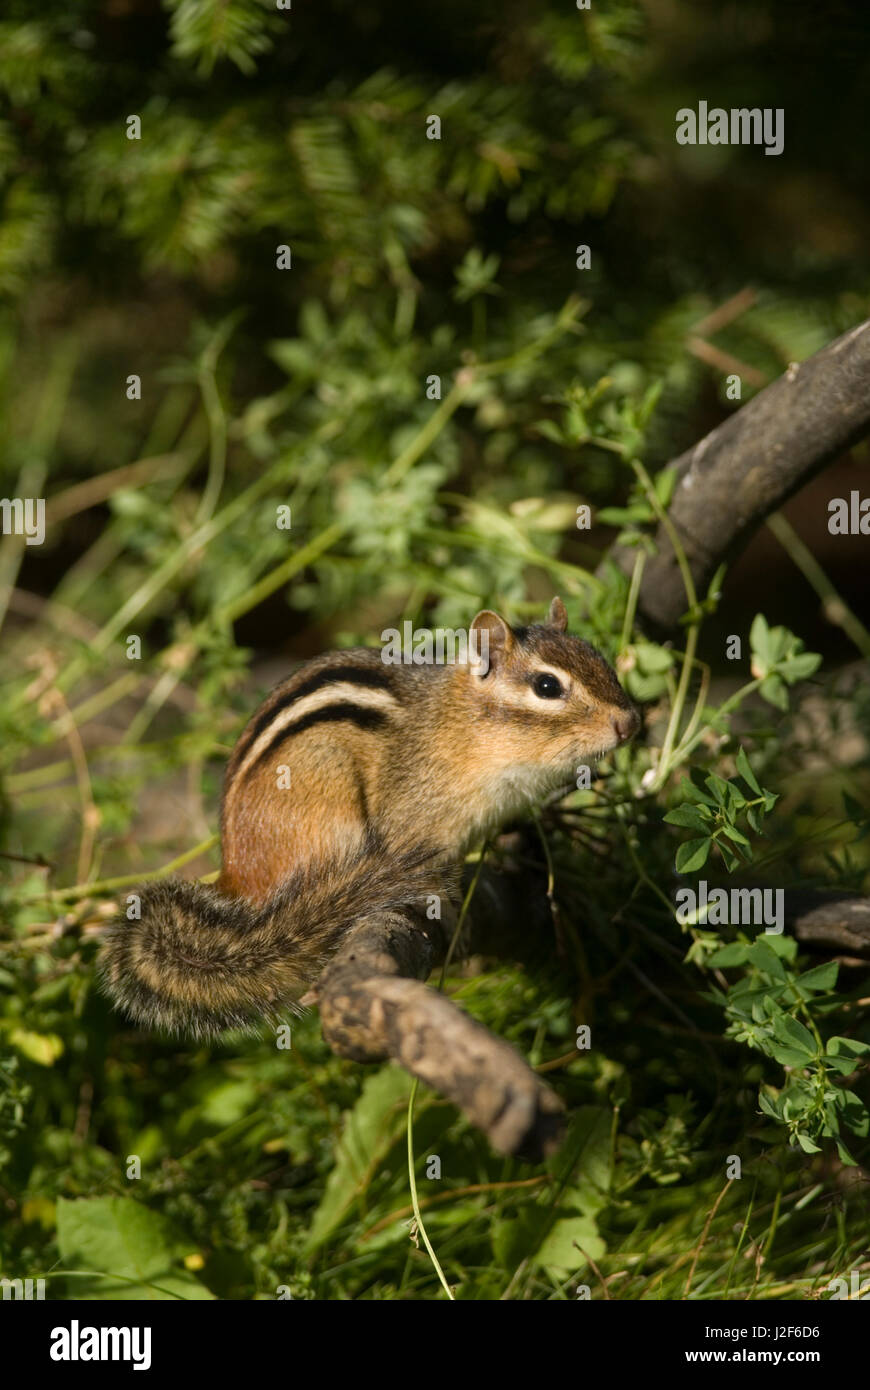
[665,750,779,874]
[0,0,868,1302]
[56,1196,215,1299]
[0,1056,30,1175]
[305,1067,414,1255]
[750,613,823,710]
[707,941,870,1165]
[166,0,279,76]
[493,1108,611,1275]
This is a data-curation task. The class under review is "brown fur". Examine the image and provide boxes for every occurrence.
[99,842,452,1038]
[100,600,639,1038]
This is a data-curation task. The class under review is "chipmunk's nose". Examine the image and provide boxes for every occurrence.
[612,707,640,743]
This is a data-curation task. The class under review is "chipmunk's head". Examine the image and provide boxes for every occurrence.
[467,597,640,788]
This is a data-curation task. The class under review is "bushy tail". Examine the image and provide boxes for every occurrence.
[99,844,452,1040]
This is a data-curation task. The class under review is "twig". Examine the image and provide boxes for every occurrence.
[683,1179,734,1298]
[766,511,870,659]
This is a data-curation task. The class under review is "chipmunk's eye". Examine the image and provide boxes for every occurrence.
[532,672,563,699]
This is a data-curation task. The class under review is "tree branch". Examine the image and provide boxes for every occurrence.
[784,890,870,960]
[314,878,565,1160]
[610,318,870,630]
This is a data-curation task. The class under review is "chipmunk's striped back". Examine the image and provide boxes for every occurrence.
[230,661,399,780]
[219,649,410,902]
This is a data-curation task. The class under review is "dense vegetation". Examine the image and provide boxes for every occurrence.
[1,0,868,1300]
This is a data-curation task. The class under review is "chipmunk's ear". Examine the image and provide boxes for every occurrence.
[546,596,568,632]
[470,609,513,676]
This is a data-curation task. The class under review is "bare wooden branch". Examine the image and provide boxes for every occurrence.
[608,318,870,630]
[315,899,564,1160]
[785,890,870,960]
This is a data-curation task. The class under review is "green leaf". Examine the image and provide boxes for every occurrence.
[842,792,869,824]
[720,823,751,848]
[771,1013,818,1058]
[778,652,821,682]
[663,805,711,832]
[56,1197,214,1300]
[823,1056,858,1076]
[199,1079,258,1127]
[8,1028,64,1066]
[704,772,732,805]
[795,1132,822,1154]
[706,561,727,603]
[680,771,718,807]
[535,419,566,445]
[548,1105,612,1214]
[794,962,839,994]
[633,641,674,673]
[758,1087,782,1120]
[536,1215,605,1272]
[735,747,762,794]
[759,674,788,709]
[746,939,789,981]
[652,465,676,506]
[626,672,671,701]
[763,934,798,961]
[826,1036,870,1060]
[597,504,652,525]
[723,782,747,813]
[492,1207,549,1270]
[492,1205,604,1273]
[493,1107,614,1275]
[675,837,711,873]
[831,1090,870,1137]
[749,613,770,664]
[304,1065,413,1254]
[767,1043,813,1068]
[708,942,750,968]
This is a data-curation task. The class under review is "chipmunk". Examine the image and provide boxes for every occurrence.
[99,598,639,1039]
